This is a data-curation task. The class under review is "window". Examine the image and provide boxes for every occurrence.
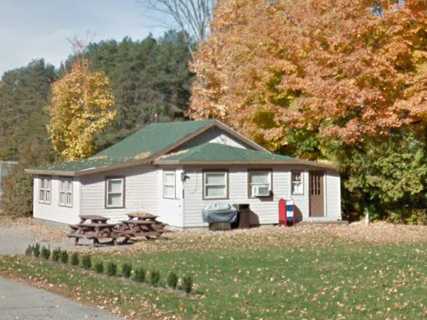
[291,171,304,195]
[105,177,125,208]
[248,170,272,197]
[39,177,51,204]
[59,178,73,207]
[203,171,228,199]
[163,171,176,199]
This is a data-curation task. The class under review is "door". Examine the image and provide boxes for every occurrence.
[309,172,325,217]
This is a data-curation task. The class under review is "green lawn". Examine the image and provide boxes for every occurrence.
[1,228,426,319]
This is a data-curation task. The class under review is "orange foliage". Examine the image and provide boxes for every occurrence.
[190,0,427,147]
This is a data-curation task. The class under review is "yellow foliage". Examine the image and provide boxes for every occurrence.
[48,60,116,160]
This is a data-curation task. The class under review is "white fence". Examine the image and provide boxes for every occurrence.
[0,161,17,201]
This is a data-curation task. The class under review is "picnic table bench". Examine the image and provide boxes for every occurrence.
[116,212,167,242]
[79,215,108,224]
[127,212,158,220]
[68,212,167,246]
[68,215,118,246]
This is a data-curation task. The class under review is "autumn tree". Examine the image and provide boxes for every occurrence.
[191,0,427,147]
[190,0,427,221]
[61,31,194,149]
[49,59,116,160]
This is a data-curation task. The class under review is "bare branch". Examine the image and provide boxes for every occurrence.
[138,0,216,43]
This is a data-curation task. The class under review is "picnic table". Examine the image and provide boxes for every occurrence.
[79,215,108,224]
[116,212,167,242]
[68,213,167,246]
[68,215,117,246]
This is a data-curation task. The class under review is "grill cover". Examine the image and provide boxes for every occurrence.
[202,203,238,224]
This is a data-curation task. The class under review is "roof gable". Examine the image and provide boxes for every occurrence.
[159,143,293,163]
[94,120,216,162]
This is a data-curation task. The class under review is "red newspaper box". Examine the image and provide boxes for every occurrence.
[279,198,286,225]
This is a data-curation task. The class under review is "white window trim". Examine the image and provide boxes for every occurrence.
[203,171,228,200]
[105,177,125,208]
[58,178,73,207]
[163,170,176,199]
[248,170,272,198]
[39,176,51,204]
[291,171,304,195]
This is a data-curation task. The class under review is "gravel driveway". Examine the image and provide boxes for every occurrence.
[0,277,121,320]
[0,219,122,320]
[0,219,74,255]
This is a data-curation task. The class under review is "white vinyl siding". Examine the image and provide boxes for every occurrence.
[79,166,164,224]
[33,176,81,224]
[184,167,290,227]
[248,171,271,197]
[39,177,52,204]
[59,178,73,207]
[182,167,343,227]
[163,171,176,199]
[203,171,228,199]
[177,127,252,151]
[106,177,125,208]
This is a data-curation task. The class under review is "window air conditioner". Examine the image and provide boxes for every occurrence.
[252,185,270,197]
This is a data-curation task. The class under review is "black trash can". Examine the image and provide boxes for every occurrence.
[233,204,251,229]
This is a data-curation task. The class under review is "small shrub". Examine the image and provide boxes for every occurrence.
[25,244,33,256]
[182,275,193,294]
[81,255,92,270]
[94,262,104,274]
[406,209,427,225]
[32,243,40,258]
[133,267,146,283]
[52,248,61,262]
[106,262,117,276]
[150,270,161,287]
[387,208,427,225]
[60,251,69,264]
[41,246,51,260]
[70,252,79,266]
[121,263,132,278]
[167,272,178,289]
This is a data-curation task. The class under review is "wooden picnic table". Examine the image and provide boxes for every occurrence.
[127,212,158,220]
[68,215,117,246]
[68,213,167,246]
[79,215,108,224]
[115,212,166,242]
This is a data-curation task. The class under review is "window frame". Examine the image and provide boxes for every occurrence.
[105,176,126,209]
[291,171,304,195]
[58,178,73,207]
[162,170,177,199]
[203,170,229,200]
[248,169,273,198]
[39,176,52,204]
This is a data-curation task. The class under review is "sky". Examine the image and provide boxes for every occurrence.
[0,0,171,76]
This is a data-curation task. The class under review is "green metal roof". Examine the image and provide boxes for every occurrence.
[39,158,119,172]
[159,143,294,163]
[35,120,216,172]
[27,120,337,174]
[96,119,215,161]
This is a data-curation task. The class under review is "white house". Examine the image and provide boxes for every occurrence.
[26,120,341,227]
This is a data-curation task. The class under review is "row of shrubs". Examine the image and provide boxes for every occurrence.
[25,243,193,293]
